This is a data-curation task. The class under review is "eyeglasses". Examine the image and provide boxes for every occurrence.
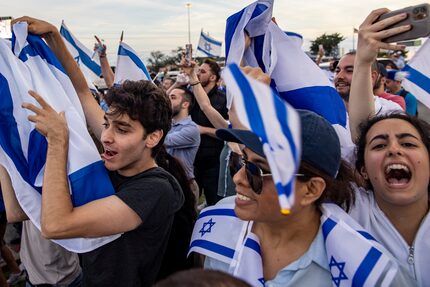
[228,152,309,195]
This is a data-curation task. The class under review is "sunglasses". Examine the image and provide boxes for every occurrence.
[228,152,308,195]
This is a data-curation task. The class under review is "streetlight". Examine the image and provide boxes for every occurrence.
[185,2,192,44]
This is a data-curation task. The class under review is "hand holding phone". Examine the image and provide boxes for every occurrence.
[185,44,192,67]
[377,3,430,43]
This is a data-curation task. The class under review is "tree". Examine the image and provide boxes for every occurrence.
[310,33,345,57]
[147,51,166,72]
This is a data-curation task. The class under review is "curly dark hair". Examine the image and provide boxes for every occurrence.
[104,80,172,157]
[355,112,430,192]
[297,160,355,212]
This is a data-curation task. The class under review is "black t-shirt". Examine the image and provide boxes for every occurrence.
[190,86,228,162]
[81,167,184,287]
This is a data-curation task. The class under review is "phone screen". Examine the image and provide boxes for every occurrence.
[0,17,12,39]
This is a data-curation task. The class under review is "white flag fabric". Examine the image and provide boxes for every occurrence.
[197,30,222,58]
[223,63,301,213]
[113,42,151,85]
[321,204,398,287]
[225,0,353,161]
[0,22,120,253]
[190,199,401,287]
[60,21,101,91]
[402,38,430,109]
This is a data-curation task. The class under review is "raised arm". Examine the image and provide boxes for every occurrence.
[0,166,28,222]
[12,16,105,139]
[182,61,228,129]
[94,35,115,88]
[349,9,410,142]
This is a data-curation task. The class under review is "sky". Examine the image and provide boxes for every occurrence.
[1,0,426,64]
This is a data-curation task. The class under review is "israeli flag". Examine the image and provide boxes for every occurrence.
[225,1,352,160]
[197,30,222,58]
[114,41,151,85]
[60,21,101,91]
[402,39,430,109]
[223,63,301,213]
[321,204,398,287]
[0,22,120,253]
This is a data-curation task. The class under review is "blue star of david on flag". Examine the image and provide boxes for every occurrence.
[74,55,80,66]
[199,218,216,237]
[204,42,212,52]
[329,256,348,287]
[258,277,265,286]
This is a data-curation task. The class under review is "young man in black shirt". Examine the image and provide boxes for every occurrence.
[15,16,184,286]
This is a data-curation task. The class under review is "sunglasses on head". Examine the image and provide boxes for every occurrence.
[228,152,308,195]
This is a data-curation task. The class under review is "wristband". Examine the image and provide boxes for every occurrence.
[190,81,201,86]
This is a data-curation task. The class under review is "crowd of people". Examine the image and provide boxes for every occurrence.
[0,4,428,287]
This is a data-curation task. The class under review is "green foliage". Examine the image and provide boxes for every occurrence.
[310,33,345,57]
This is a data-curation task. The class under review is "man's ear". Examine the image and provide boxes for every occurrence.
[209,74,217,83]
[181,101,190,110]
[371,70,378,84]
[300,177,326,207]
[146,130,163,149]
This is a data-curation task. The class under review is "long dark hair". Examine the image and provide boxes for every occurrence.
[355,112,430,192]
[297,160,355,212]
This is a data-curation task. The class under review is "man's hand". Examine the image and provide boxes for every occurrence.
[94,35,107,58]
[241,66,271,86]
[356,8,410,65]
[22,91,69,143]
[12,16,57,38]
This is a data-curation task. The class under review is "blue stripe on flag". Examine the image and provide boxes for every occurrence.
[358,231,377,241]
[352,247,382,286]
[60,26,101,76]
[69,161,115,206]
[244,238,261,254]
[189,239,235,259]
[229,64,268,143]
[225,8,245,59]
[200,32,222,46]
[322,217,337,240]
[403,64,430,94]
[118,45,151,81]
[12,33,66,74]
[27,129,47,186]
[279,86,346,127]
[198,208,237,219]
[285,31,303,39]
[197,46,218,58]
[0,73,41,192]
[253,35,266,73]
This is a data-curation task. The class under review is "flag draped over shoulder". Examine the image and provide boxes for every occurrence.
[197,30,222,58]
[189,200,400,287]
[60,21,101,91]
[113,41,151,85]
[402,38,430,109]
[223,63,301,213]
[321,204,399,287]
[224,0,353,160]
[0,22,120,253]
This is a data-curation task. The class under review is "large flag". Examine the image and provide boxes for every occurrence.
[197,30,222,58]
[223,63,301,214]
[402,38,430,109]
[60,21,101,91]
[113,41,151,85]
[225,0,352,161]
[0,22,120,252]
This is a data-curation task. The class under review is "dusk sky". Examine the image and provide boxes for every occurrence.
[2,1,425,63]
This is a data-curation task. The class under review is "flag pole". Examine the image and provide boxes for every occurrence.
[120,30,124,42]
[352,28,355,52]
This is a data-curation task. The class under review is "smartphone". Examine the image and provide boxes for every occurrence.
[378,3,430,43]
[185,44,192,66]
[0,16,12,39]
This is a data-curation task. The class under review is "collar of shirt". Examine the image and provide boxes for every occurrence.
[172,115,192,126]
[277,227,329,273]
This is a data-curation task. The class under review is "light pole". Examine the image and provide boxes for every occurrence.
[186,2,192,44]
